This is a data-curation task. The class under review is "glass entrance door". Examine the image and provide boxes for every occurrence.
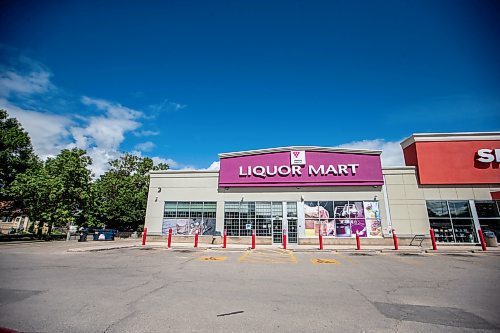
[288,219,298,244]
[272,219,283,244]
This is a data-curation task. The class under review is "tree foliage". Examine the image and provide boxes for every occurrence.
[9,148,93,230]
[90,154,168,231]
[0,110,40,200]
[4,110,170,232]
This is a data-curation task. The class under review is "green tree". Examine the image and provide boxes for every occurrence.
[0,109,40,200]
[91,153,168,231]
[9,148,93,234]
[45,148,93,226]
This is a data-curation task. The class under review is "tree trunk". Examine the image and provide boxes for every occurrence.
[37,221,43,240]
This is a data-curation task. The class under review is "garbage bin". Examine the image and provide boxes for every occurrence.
[484,231,498,247]
[93,229,116,241]
[78,231,88,242]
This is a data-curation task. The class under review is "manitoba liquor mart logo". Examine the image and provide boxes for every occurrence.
[291,151,306,165]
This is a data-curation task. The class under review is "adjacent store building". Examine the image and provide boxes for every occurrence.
[144,132,500,245]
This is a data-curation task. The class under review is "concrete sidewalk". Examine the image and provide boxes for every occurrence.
[67,239,500,254]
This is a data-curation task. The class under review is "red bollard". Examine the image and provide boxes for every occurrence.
[167,228,172,248]
[392,229,399,250]
[251,229,256,249]
[319,233,324,250]
[430,228,437,251]
[283,229,287,250]
[194,230,199,248]
[355,232,360,250]
[142,227,147,246]
[223,229,227,249]
[478,229,487,251]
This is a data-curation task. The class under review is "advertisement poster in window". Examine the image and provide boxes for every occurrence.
[364,201,382,237]
[335,202,365,237]
[351,219,367,237]
[335,219,351,237]
[188,218,202,235]
[303,201,379,238]
[162,218,216,236]
[162,219,179,235]
[304,201,333,237]
[201,218,216,235]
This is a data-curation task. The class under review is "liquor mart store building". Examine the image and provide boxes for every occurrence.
[144,133,500,245]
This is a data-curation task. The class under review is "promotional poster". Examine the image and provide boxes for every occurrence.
[304,201,381,237]
[162,218,216,236]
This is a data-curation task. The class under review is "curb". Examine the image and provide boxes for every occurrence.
[380,249,425,254]
[67,244,500,254]
[336,249,381,254]
[471,249,500,254]
[68,244,141,252]
[207,247,251,252]
[425,249,474,254]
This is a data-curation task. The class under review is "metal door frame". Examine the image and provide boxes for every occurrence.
[287,218,298,244]
[272,219,283,244]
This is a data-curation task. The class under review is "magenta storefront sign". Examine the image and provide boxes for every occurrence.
[218,150,383,187]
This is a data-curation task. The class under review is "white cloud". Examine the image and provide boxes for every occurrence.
[335,139,404,166]
[206,161,220,170]
[130,150,180,169]
[134,141,155,152]
[148,99,187,113]
[70,115,141,151]
[81,96,143,119]
[133,130,160,137]
[182,161,220,171]
[0,52,171,176]
[0,70,53,97]
[151,156,179,168]
[70,96,143,160]
[85,147,121,178]
[0,98,72,159]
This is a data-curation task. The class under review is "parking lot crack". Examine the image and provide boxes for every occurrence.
[103,310,139,333]
[348,283,372,304]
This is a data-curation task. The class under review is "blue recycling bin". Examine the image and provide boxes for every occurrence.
[92,229,116,241]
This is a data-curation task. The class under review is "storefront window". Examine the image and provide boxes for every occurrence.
[426,200,477,243]
[286,202,297,218]
[426,201,449,218]
[448,201,471,218]
[428,218,454,243]
[272,202,283,218]
[164,202,177,218]
[475,200,500,241]
[162,201,216,236]
[224,201,274,237]
[203,202,217,219]
[224,202,240,236]
[452,219,477,243]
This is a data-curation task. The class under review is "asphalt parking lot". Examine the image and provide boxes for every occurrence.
[1,242,499,332]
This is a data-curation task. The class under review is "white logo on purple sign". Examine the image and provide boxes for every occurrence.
[291,151,306,165]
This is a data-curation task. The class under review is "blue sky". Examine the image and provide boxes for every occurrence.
[1,0,499,175]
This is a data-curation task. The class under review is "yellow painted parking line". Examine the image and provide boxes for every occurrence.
[198,256,226,261]
[310,258,340,265]
[238,249,296,264]
[238,251,251,262]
